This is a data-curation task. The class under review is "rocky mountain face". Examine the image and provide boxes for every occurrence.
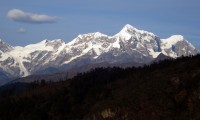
[0,24,198,85]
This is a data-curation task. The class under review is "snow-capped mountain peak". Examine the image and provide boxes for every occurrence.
[119,24,155,36]
[161,35,198,58]
[51,39,65,43]
[93,32,108,37]
[161,35,192,50]
[0,39,13,52]
[0,24,198,85]
[161,35,184,46]
[39,39,65,45]
[115,24,156,41]
[115,24,136,40]
[117,24,137,36]
[46,39,65,50]
[169,35,184,40]
[121,24,136,32]
[40,39,49,44]
[67,32,108,46]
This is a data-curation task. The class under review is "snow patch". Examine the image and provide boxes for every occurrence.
[113,38,120,48]
[161,35,184,49]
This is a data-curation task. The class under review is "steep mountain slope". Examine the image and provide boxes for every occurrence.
[0,24,198,85]
[161,35,198,58]
[0,39,13,52]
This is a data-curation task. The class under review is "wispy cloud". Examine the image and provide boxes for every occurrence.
[7,9,58,24]
[17,28,26,33]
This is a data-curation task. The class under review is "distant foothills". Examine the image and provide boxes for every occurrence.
[0,24,199,85]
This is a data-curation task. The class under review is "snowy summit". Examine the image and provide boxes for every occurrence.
[0,24,198,85]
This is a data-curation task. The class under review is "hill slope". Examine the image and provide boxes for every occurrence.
[0,54,200,120]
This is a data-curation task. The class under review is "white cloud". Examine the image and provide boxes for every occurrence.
[17,28,26,33]
[7,9,57,24]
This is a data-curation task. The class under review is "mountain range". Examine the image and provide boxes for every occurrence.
[0,24,198,85]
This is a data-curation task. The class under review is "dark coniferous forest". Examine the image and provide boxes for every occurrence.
[0,55,200,120]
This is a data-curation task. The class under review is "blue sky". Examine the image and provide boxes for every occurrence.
[0,0,200,50]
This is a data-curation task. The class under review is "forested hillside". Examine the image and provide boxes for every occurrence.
[0,55,200,120]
